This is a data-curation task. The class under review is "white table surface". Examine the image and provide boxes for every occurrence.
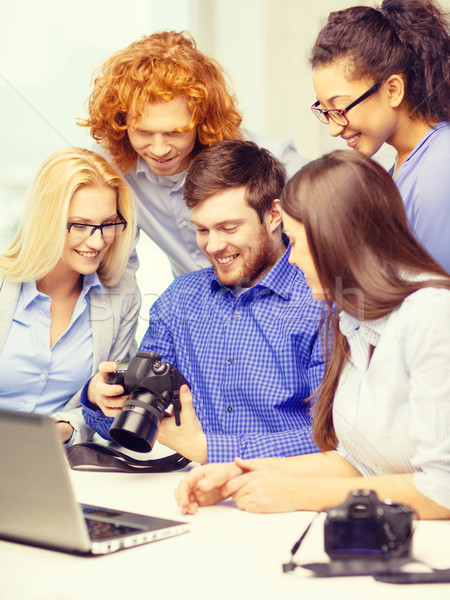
[1,466,450,600]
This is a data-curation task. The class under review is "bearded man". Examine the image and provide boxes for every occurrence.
[82,140,324,464]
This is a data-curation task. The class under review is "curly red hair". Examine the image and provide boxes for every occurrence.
[79,31,243,173]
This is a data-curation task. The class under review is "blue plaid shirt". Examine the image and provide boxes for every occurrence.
[82,244,325,461]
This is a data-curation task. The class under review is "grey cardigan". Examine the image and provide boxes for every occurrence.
[0,272,141,442]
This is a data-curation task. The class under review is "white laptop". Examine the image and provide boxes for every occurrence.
[0,409,189,555]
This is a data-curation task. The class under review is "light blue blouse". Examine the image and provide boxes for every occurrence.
[394,121,450,273]
[0,273,101,414]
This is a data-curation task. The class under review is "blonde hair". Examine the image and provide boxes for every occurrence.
[0,148,136,286]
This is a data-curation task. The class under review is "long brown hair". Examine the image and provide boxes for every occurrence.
[280,150,450,450]
[310,0,450,122]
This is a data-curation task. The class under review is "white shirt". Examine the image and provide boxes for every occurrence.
[334,286,450,510]
[124,130,308,277]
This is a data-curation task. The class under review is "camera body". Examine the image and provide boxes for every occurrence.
[324,490,413,560]
[107,351,189,453]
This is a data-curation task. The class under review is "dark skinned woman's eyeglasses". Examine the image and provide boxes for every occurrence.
[311,82,382,127]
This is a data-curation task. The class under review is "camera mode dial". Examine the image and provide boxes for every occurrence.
[152,360,168,375]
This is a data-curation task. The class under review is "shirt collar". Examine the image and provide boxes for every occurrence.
[21,280,41,309]
[135,156,187,191]
[210,235,293,299]
[403,122,449,165]
[21,272,102,309]
[82,271,103,297]
[339,311,388,346]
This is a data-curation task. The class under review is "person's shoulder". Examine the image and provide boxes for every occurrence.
[99,272,140,295]
[404,284,450,301]
[89,142,113,164]
[0,274,20,301]
[285,263,323,308]
[432,121,450,136]
[241,128,297,155]
[395,286,450,346]
[400,285,450,317]
[425,122,450,150]
[241,129,308,177]
[405,123,450,191]
[418,122,450,159]
[170,267,215,289]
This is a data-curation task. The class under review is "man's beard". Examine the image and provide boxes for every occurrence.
[211,227,281,288]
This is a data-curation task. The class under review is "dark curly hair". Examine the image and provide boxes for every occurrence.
[310,0,450,122]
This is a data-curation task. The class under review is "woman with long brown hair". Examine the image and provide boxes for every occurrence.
[175,150,450,520]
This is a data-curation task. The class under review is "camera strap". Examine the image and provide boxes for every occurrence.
[66,442,191,473]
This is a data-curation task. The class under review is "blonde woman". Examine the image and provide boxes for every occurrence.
[0,148,140,443]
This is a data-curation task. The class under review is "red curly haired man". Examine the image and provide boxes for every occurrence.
[81,31,306,276]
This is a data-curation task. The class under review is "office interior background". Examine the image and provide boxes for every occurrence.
[1,0,448,338]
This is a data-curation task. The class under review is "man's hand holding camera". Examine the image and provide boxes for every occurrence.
[157,385,207,465]
[88,357,208,464]
[87,361,129,417]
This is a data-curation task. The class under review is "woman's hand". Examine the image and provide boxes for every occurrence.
[222,457,304,513]
[87,361,129,417]
[175,461,244,514]
[56,421,74,443]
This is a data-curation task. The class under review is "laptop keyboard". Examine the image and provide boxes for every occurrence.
[85,518,140,540]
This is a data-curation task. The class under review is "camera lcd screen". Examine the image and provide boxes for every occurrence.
[327,520,383,555]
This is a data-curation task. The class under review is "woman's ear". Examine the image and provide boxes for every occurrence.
[384,73,406,108]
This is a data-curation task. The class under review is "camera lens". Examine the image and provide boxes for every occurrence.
[109,390,163,453]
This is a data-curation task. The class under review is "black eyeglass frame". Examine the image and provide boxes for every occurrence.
[311,82,382,126]
[66,210,128,236]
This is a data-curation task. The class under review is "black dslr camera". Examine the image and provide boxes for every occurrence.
[106,351,189,453]
[324,490,413,560]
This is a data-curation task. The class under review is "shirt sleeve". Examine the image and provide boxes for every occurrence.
[242,129,309,180]
[273,137,309,180]
[409,152,450,273]
[105,273,141,362]
[405,289,450,509]
[206,423,319,463]
[79,275,142,441]
[80,382,114,441]
[139,286,176,361]
[50,406,95,445]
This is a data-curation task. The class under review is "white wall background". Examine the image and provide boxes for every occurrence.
[1,0,448,337]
